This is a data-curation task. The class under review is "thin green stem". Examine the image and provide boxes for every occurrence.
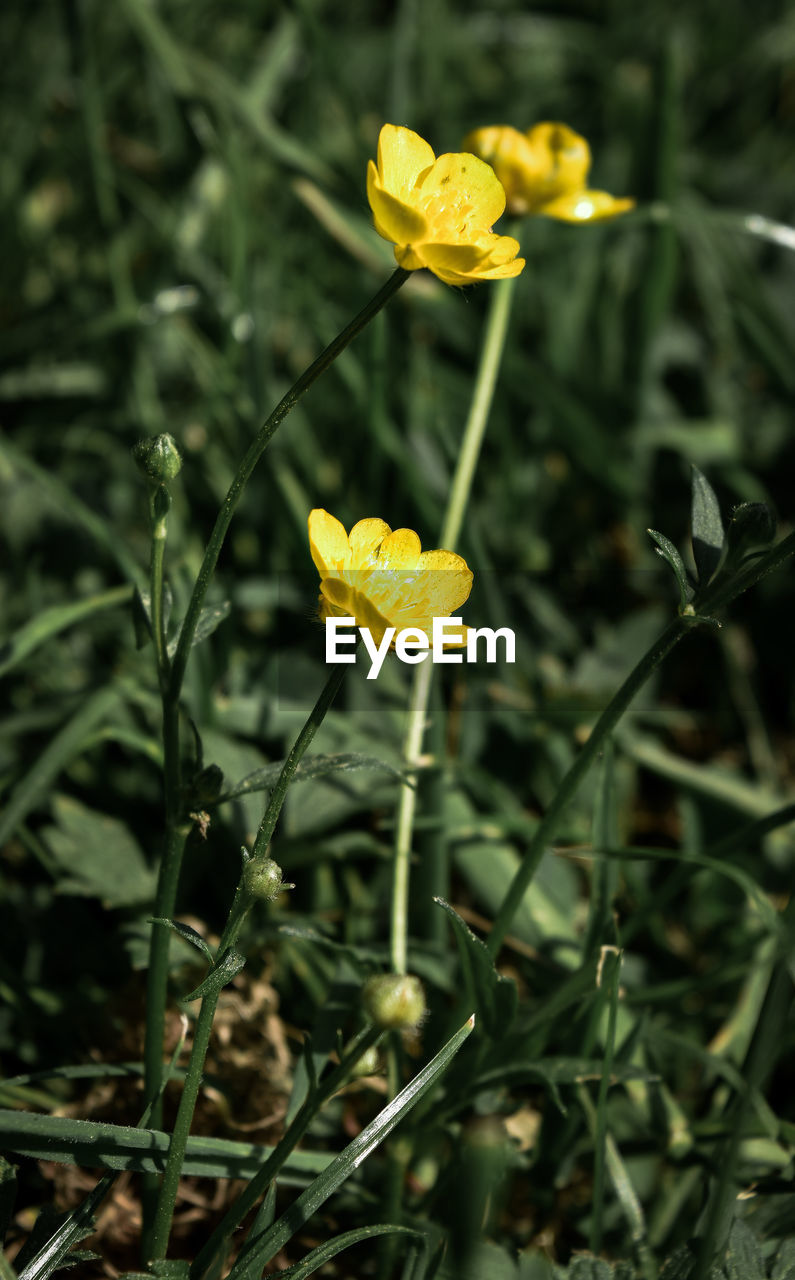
[148,490,170,689]
[168,267,409,703]
[149,662,349,1259]
[191,1024,382,1280]
[590,946,622,1256]
[141,483,185,1256]
[487,528,795,957]
[389,276,517,977]
[253,662,349,857]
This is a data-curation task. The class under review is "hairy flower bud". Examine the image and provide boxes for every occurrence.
[133,433,183,484]
[242,855,289,902]
[362,973,426,1031]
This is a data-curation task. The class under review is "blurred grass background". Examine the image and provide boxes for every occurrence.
[1,0,795,1275]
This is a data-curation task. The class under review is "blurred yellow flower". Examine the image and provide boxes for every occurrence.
[462,122,634,222]
[367,123,525,286]
[308,508,472,647]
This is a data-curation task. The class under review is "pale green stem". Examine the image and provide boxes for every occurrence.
[389,277,517,975]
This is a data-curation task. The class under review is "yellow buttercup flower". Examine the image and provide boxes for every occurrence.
[366,123,525,287]
[308,508,472,647]
[462,122,634,223]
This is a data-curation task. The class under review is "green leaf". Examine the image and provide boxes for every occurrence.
[148,918,214,962]
[167,600,230,659]
[658,1245,696,1280]
[226,1016,474,1278]
[0,1109,331,1182]
[261,1225,426,1280]
[181,949,245,1002]
[0,586,130,680]
[724,1220,765,1280]
[40,795,157,908]
[0,686,123,850]
[15,1184,110,1280]
[567,1259,613,1280]
[217,751,406,803]
[0,1155,17,1245]
[647,528,692,609]
[435,898,517,1038]
[691,465,725,584]
[772,1239,795,1280]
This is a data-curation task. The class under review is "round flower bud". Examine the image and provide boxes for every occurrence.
[242,856,286,902]
[349,1044,381,1078]
[362,974,426,1031]
[133,433,183,484]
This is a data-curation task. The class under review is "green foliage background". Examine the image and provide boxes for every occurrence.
[1,0,794,1276]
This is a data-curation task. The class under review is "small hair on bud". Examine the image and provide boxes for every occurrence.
[133,433,183,484]
[362,973,426,1031]
[242,856,291,902]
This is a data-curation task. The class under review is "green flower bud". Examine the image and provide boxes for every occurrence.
[133,433,183,484]
[242,855,290,902]
[362,973,426,1031]
[349,1044,381,1078]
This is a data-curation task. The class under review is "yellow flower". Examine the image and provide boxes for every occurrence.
[366,123,525,286]
[462,122,635,222]
[308,508,472,647]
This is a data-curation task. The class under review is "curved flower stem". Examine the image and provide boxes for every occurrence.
[389,276,518,975]
[141,269,407,1254]
[149,662,350,1261]
[167,266,409,704]
[486,527,795,957]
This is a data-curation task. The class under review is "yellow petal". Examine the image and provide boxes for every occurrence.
[523,122,592,205]
[348,518,391,568]
[376,528,422,571]
[308,509,350,577]
[367,162,428,246]
[539,189,636,222]
[418,152,506,236]
[418,239,524,285]
[376,124,436,199]
[463,125,542,215]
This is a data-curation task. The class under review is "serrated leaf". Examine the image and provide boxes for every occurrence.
[691,466,725,584]
[225,1016,474,1277]
[724,1219,765,1280]
[148,918,214,962]
[40,795,157,908]
[218,751,406,803]
[182,949,245,1002]
[167,601,231,658]
[435,898,517,1038]
[647,528,692,609]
